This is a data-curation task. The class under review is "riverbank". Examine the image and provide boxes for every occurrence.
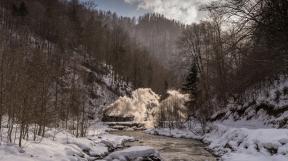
[145,122,288,161]
[0,123,137,161]
[111,130,216,161]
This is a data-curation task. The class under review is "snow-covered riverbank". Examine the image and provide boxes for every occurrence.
[146,122,288,161]
[0,123,161,161]
[205,123,288,161]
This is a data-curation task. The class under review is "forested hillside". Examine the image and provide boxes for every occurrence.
[178,0,288,123]
[0,0,183,146]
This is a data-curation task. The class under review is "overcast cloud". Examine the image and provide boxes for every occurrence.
[124,0,210,24]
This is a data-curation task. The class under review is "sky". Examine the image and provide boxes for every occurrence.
[94,0,210,25]
[94,0,147,18]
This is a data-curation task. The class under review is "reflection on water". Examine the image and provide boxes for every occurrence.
[110,130,217,161]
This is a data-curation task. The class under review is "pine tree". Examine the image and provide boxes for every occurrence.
[19,2,28,17]
[12,2,28,17]
[182,63,198,95]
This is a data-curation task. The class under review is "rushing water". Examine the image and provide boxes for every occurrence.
[110,130,217,161]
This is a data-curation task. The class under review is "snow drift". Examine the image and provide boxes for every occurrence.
[204,124,288,161]
[0,123,135,161]
[104,146,160,161]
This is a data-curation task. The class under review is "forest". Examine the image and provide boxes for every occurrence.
[0,0,184,146]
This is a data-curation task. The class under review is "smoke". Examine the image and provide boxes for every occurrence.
[124,0,210,24]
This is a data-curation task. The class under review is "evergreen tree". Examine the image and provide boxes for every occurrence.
[12,2,28,17]
[19,2,28,17]
[182,63,198,95]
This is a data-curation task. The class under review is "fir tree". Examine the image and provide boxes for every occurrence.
[19,2,28,17]
[182,63,198,95]
[12,2,28,17]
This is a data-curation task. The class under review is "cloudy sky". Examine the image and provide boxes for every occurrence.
[94,0,209,24]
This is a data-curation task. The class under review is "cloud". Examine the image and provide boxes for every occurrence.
[124,0,210,24]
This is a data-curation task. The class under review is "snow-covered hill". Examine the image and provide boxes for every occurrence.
[62,53,132,121]
[212,76,288,128]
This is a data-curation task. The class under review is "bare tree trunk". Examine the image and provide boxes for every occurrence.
[81,99,85,137]
[0,44,4,136]
[76,115,79,137]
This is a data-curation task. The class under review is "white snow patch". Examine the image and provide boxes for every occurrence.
[104,146,160,161]
[145,128,201,139]
[0,123,136,161]
[204,124,288,161]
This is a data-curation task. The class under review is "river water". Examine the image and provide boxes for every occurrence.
[110,130,217,161]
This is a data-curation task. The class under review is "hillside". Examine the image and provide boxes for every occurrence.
[211,76,288,128]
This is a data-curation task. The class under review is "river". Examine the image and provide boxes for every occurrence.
[110,130,217,161]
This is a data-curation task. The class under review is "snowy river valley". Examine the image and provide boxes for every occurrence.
[110,130,217,161]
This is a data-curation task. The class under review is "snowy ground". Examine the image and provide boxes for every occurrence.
[146,122,288,161]
[104,146,161,161]
[0,123,161,161]
[146,127,201,140]
[212,76,288,129]
[205,123,288,161]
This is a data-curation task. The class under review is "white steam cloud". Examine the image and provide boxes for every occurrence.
[124,0,210,24]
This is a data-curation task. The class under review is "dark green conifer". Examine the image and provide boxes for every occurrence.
[182,63,198,95]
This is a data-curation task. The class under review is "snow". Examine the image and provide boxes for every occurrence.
[104,146,160,161]
[146,128,201,139]
[204,124,288,154]
[0,134,91,161]
[222,153,288,161]
[220,119,269,129]
[212,77,288,128]
[96,133,135,148]
[0,123,136,161]
[147,121,288,161]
